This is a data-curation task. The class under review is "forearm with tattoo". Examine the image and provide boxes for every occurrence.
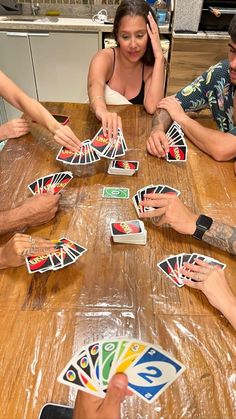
[203,221,236,255]
[152,109,172,131]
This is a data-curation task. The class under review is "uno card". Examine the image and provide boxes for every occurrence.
[91,127,110,155]
[124,345,185,403]
[99,339,121,388]
[167,145,187,162]
[112,340,148,374]
[58,362,103,396]
[102,187,129,199]
[113,160,139,171]
[26,254,53,274]
[56,147,75,163]
[110,220,143,236]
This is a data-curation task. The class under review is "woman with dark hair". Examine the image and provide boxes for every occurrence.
[87,0,165,140]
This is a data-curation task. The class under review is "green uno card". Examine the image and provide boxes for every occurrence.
[102,187,129,199]
[99,339,120,388]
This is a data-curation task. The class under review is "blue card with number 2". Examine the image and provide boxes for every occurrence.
[125,346,186,403]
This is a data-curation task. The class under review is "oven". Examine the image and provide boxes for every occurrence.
[199,0,236,31]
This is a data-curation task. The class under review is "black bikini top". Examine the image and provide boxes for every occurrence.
[107,48,145,105]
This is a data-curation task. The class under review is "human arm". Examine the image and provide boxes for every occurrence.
[147,108,172,158]
[143,12,165,114]
[0,193,60,235]
[0,70,81,151]
[181,259,236,330]
[0,233,58,269]
[87,50,122,140]
[73,373,130,419]
[158,96,236,161]
[139,193,236,255]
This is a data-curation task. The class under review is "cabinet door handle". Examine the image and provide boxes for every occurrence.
[6,32,28,37]
[29,33,49,37]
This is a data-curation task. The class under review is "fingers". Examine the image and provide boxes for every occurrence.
[102,373,129,411]
[101,113,122,141]
[147,131,169,158]
[54,125,81,152]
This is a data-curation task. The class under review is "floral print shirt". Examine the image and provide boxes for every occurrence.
[175,60,236,135]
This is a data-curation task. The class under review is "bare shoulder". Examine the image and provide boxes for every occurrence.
[91,48,114,67]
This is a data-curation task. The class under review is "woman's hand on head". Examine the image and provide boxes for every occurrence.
[146,11,163,60]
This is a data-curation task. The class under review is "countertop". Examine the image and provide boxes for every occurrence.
[173,30,229,40]
[0,16,170,33]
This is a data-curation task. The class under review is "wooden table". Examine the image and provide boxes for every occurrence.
[0,103,235,419]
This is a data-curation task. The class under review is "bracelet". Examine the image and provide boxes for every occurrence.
[90,95,104,106]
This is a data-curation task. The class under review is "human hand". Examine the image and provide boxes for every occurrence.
[139,193,198,235]
[0,233,57,269]
[73,373,131,419]
[147,127,169,158]
[95,108,122,141]
[157,97,187,126]
[180,259,236,314]
[53,124,82,153]
[147,12,163,60]
[0,118,30,140]
[19,193,60,227]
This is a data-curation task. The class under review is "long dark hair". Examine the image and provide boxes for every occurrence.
[113,0,158,66]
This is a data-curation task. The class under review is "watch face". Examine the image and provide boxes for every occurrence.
[197,215,213,230]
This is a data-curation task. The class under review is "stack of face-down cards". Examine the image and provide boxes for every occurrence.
[90,127,127,160]
[28,171,73,195]
[108,160,139,176]
[56,139,101,166]
[57,337,185,404]
[157,253,226,288]
[25,237,87,274]
[110,220,147,245]
[132,184,180,217]
[165,122,188,162]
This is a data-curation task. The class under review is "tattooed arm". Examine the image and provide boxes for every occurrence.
[147,109,173,158]
[203,221,236,255]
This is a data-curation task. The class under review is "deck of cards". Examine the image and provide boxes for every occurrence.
[132,184,180,216]
[28,171,73,195]
[108,160,139,176]
[165,122,188,162]
[56,139,101,166]
[91,127,127,160]
[57,338,185,404]
[25,237,87,274]
[158,253,226,287]
[110,220,147,245]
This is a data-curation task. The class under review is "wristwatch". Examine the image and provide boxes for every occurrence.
[193,214,213,240]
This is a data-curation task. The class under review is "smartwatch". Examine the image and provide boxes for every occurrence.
[193,214,213,240]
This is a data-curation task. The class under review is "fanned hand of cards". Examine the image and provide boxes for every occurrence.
[108,160,139,176]
[26,237,87,274]
[56,139,101,165]
[158,252,226,288]
[28,171,73,195]
[90,127,127,160]
[165,122,188,162]
[57,337,185,404]
[132,184,180,217]
[110,220,147,245]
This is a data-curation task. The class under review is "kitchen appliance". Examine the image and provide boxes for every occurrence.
[199,0,236,31]
[0,0,22,15]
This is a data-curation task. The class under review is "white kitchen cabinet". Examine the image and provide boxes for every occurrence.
[29,32,99,103]
[0,31,99,121]
[0,31,37,120]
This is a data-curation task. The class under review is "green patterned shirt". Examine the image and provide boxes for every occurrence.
[175,60,236,135]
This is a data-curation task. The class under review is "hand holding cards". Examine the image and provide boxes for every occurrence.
[158,253,226,287]
[56,140,100,165]
[26,237,87,274]
[132,184,180,217]
[58,338,185,404]
[28,171,73,195]
[110,220,147,245]
[91,127,127,160]
[165,122,188,162]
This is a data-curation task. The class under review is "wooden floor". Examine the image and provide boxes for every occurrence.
[0,103,235,419]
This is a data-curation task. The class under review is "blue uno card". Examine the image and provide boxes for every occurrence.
[124,346,185,403]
